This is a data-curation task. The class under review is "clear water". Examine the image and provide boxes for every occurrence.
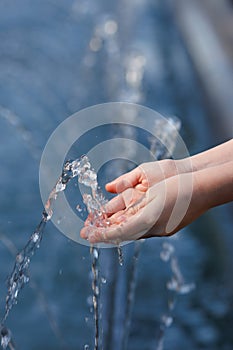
[0,154,114,349]
[0,1,233,350]
[156,242,195,350]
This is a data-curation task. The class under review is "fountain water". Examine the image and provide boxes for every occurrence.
[0,155,115,350]
[1,0,232,349]
[157,242,195,350]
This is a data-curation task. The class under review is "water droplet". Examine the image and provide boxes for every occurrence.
[89,37,102,52]
[16,253,23,264]
[104,20,118,35]
[101,277,107,284]
[79,170,97,187]
[0,327,11,349]
[87,295,92,306]
[162,315,173,328]
[84,345,89,350]
[93,248,99,259]
[167,277,178,292]
[55,182,66,193]
[178,283,195,295]
[76,204,82,212]
[160,242,174,262]
[168,299,176,311]
[46,212,52,221]
[23,276,29,284]
[32,232,40,243]
[118,246,124,266]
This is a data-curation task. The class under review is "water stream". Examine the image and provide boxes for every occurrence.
[122,240,142,350]
[0,155,115,350]
[90,246,100,350]
[1,0,233,349]
[157,242,195,350]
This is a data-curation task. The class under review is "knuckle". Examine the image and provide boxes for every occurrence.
[127,205,138,215]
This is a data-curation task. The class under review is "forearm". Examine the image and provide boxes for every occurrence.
[188,139,233,172]
[194,160,233,211]
[166,139,233,177]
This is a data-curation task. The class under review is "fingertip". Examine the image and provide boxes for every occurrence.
[88,229,104,244]
[80,228,89,239]
[105,182,116,193]
[105,182,111,190]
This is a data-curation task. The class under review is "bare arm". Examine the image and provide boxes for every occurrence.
[197,160,233,209]
[80,140,233,244]
[183,138,233,172]
[106,139,233,194]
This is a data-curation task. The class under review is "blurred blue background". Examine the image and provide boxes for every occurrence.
[0,0,233,349]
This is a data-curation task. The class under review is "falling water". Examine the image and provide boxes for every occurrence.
[0,155,113,350]
[156,242,195,350]
[90,246,100,350]
[79,156,126,350]
[79,157,104,350]
[120,116,181,349]
[122,240,142,350]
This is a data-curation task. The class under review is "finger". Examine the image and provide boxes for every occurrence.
[87,213,147,244]
[83,188,137,226]
[80,226,92,239]
[83,213,99,226]
[106,187,154,225]
[80,194,152,243]
[105,167,142,193]
[106,187,143,215]
[104,194,126,215]
[108,199,144,224]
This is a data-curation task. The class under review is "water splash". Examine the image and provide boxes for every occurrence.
[161,243,195,295]
[77,158,104,350]
[77,156,115,350]
[119,116,181,350]
[0,328,14,350]
[117,246,124,266]
[90,246,100,350]
[156,242,195,350]
[1,159,75,327]
[0,155,113,349]
[122,240,142,350]
[0,233,67,350]
[2,219,45,325]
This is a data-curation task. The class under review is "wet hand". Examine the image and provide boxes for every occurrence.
[80,172,202,244]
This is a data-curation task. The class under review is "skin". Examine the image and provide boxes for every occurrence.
[80,139,233,244]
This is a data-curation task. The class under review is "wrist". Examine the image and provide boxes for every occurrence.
[157,158,195,179]
[193,161,233,211]
[190,153,212,172]
[189,139,233,172]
